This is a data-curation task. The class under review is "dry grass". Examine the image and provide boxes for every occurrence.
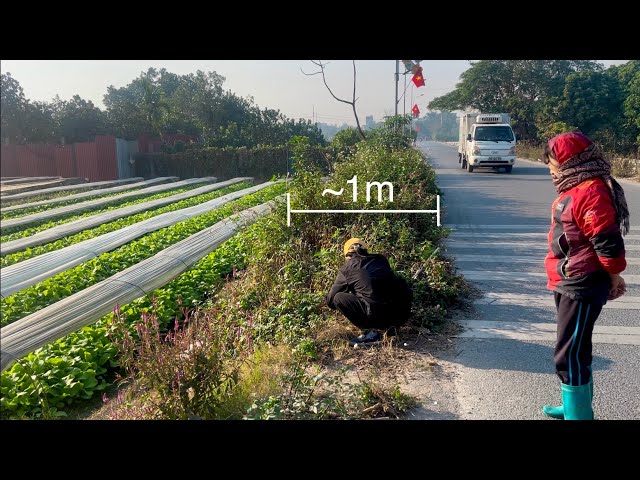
[517,142,640,181]
[307,315,464,419]
[611,157,640,181]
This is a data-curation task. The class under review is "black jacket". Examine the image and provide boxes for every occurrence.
[326,254,412,315]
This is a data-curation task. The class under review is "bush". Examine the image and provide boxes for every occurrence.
[98,129,467,419]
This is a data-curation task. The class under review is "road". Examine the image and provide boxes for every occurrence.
[419,141,640,420]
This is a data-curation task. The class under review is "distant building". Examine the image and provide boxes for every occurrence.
[365,115,375,129]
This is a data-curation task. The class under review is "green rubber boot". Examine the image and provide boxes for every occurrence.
[542,369,593,420]
[542,402,566,419]
[561,382,593,420]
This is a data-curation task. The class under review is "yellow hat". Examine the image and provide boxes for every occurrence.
[343,238,367,256]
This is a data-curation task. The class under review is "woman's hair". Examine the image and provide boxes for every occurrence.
[346,245,369,257]
[543,143,553,162]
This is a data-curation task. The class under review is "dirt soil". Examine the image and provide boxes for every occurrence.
[320,317,464,420]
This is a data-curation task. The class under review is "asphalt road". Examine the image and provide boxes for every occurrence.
[419,141,640,420]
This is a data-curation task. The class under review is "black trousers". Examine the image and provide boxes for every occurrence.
[554,292,603,386]
[333,292,409,330]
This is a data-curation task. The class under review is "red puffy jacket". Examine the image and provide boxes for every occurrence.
[545,177,626,301]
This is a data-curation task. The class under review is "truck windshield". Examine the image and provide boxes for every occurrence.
[474,126,514,142]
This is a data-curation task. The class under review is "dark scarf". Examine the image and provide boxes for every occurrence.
[552,143,630,235]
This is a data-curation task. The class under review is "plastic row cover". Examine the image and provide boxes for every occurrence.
[1,176,59,185]
[2,178,168,214]
[0,178,87,196]
[1,179,275,297]
[0,197,283,372]
[0,177,144,207]
[2,176,208,229]
[0,178,244,256]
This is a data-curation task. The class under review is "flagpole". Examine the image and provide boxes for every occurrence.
[410,82,414,137]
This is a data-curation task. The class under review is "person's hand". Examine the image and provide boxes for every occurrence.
[608,273,627,300]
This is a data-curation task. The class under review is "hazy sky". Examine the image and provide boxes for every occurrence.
[0,60,629,127]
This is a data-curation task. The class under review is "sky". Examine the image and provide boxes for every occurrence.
[0,60,630,127]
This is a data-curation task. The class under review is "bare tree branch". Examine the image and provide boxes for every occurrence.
[351,60,366,140]
[304,60,366,140]
[300,68,323,77]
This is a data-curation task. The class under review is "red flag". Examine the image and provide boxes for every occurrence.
[411,67,425,88]
[412,104,420,118]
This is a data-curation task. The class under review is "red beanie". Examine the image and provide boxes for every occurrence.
[548,132,593,165]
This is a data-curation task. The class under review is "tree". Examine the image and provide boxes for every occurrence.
[537,121,579,141]
[609,60,640,151]
[284,118,326,147]
[1,72,28,144]
[104,83,151,139]
[55,95,108,143]
[303,61,366,140]
[140,78,169,138]
[414,112,458,141]
[428,60,602,141]
[555,71,624,150]
[623,71,640,149]
[170,70,226,138]
[23,100,57,143]
[534,62,639,153]
[316,122,351,141]
[365,114,413,150]
[1,74,106,144]
[104,67,178,139]
[330,128,362,149]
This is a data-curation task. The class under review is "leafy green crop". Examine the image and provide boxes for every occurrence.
[0,218,269,418]
[1,183,286,327]
[1,184,200,241]
[1,182,249,267]
[0,323,117,418]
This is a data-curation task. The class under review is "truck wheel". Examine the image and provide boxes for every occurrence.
[505,166,513,173]
[467,163,474,173]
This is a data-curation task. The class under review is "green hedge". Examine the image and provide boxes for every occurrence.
[134,146,330,182]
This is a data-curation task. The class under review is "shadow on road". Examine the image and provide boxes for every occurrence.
[405,406,458,420]
[437,166,549,178]
[450,336,615,375]
[462,304,558,324]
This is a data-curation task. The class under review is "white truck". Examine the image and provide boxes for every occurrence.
[458,113,516,173]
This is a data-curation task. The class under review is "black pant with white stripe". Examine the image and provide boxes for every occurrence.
[554,292,604,386]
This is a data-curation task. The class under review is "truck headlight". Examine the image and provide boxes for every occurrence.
[473,146,481,155]
[509,146,516,155]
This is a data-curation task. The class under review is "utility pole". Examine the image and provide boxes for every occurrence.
[403,72,407,119]
[394,60,399,117]
[403,72,409,135]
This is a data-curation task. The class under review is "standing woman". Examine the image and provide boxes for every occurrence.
[540,132,630,420]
